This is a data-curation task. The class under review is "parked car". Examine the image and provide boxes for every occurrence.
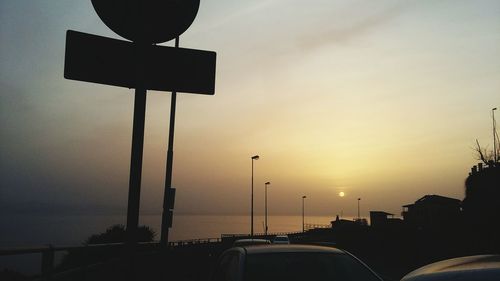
[401,255,500,281]
[232,239,271,247]
[272,235,290,244]
[210,244,383,281]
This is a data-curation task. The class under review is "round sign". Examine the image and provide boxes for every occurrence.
[91,0,200,44]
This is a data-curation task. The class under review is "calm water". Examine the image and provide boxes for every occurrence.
[0,214,335,274]
[1,214,335,247]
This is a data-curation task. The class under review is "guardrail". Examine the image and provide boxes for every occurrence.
[2,228,336,280]
[0,238,222,280]
[1,243,138,280]
[221,227,331,240]
[221,230,305,238]
[167,237,221,247]
[304,223,331,230]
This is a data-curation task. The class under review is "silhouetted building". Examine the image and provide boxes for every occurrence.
[370,211,393,227]
[331,215,365,229]
[462,164,500,233]
[402,195,461,230]
[369,211,403,228]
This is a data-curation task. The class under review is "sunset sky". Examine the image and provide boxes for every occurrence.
[1,0,499,219]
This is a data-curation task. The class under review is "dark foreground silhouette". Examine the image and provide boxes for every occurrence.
[1,166,498,281]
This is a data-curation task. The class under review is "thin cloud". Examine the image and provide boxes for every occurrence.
[299,4,408,50]
[198,0,280,33]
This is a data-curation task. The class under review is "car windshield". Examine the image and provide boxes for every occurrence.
[244,252,380,281]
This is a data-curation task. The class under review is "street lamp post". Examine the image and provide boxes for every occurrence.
[251,155,259,237]
[302,196,307,232]
[493,108,498,163]
[265,182,270,236]
[357,198,361,221]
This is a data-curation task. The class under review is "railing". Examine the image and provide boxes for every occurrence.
[221,230,304,239]
[0,243,143,280]
[167,237,221,247]
[220,230,316,244]
[304,223,331,231]
[2,228,336,280]
[221,226,335,240]
[0,238,222,280]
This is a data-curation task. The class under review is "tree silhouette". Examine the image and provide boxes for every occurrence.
[474,139,496,166]
[58,224,156,271]
[85,224,155,244]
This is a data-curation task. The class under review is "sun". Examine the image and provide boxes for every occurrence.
[339,191,345,197]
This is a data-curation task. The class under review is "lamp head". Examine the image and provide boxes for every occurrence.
[251,155,260,160]
[493,108,497,111]
[302,196,307,199]
[265,182,271,185]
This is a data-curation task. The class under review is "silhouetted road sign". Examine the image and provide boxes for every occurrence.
[92,0,200,44]
[64,30,216,95]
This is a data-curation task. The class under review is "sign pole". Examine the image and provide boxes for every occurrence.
[125,41,149,254]
[161,37,180,247]
[126,86,147,248]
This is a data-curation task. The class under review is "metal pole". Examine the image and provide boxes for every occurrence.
[265,183,267,236]
[161,37,180,247]
[124,39,149,281]
[265,182,270,236]
[250,155,259,237]
[126,86,147,247]
[302,196,306,232]
[357,198,361,221]
[493,108,497,163]
[251,159,254,237]
[41,245,54,281]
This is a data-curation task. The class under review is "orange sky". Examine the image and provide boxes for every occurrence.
[1,0,499,219]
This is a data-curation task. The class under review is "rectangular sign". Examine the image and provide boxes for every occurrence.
[64,30,216,95]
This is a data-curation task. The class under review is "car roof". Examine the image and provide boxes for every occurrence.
[401,255,500,281]
[240,244,345,255]
[235,239,269,242]
[273,235,289,239]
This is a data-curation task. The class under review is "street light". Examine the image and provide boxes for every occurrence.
[302,196,307,232]
[265,181,271,236]
[251,155,259,237]
[357,198,361,221]
[493,108,498,163]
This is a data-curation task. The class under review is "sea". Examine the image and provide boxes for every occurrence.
[0,214,336,274]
